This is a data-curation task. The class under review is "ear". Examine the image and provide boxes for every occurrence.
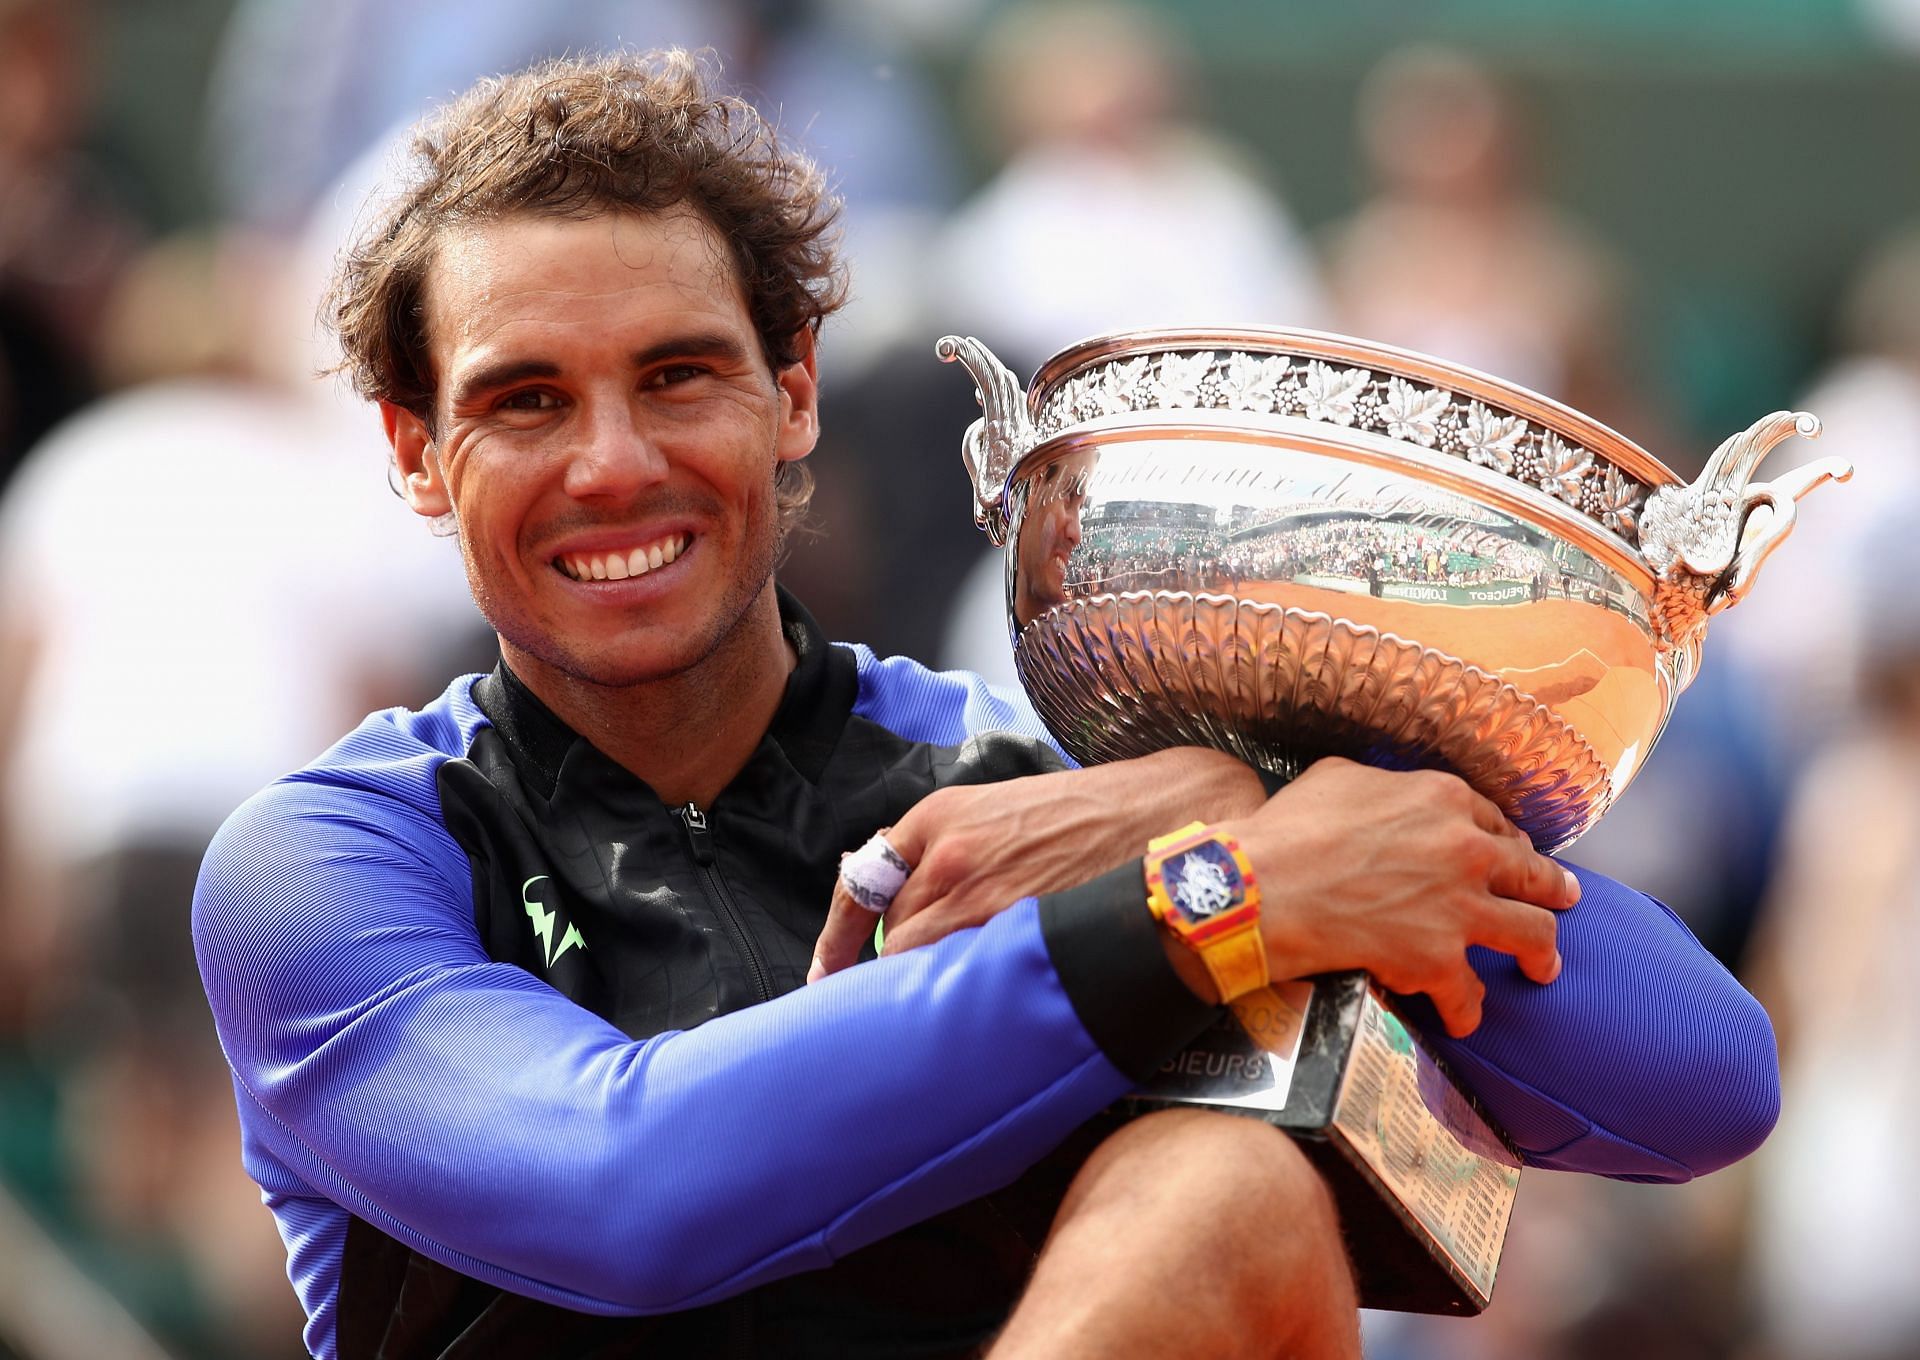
[772,329,820,465]
[382,402,451,519]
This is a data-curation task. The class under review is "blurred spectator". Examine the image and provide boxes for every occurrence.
[1713,225,1920,757]
[1323,45,1655,440]
[204,0,737,234]
[1741,513,1920,1360]
[0,0,143,494]
[929,0,1328,374]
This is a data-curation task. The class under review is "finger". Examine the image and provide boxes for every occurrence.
[882,806,931,874]
[867,803,941,922]
[885,869,939,926]
[1474,897,1562,985]
[879,893,996,957]
[877,901,936,955]
[1486,837,1581,910]
[1460,785,1527,841]
[1427,967,1487,1038]
[886,828,971,928]
[808,881,882,983]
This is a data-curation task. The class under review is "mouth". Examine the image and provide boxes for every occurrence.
[554,531,693,582]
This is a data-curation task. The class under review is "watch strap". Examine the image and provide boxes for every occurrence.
[1197,920,1268,1004]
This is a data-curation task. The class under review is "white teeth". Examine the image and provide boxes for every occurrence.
[559,534,688,582]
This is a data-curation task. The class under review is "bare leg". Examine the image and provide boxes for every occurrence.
[989,1109,1361,1360]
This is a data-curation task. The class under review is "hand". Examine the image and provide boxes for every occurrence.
[1222,758,1578,1038]
[808,747,1268,982]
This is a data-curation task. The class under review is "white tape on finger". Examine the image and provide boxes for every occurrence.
[839,832,911,914]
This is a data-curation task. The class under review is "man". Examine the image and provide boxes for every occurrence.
[1010,451,1092,627]
[194,52,1779,1360]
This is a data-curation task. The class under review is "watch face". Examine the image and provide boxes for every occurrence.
[1166,840,1246,924]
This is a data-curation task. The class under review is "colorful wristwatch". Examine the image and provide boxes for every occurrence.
[1143,821,1268,1003]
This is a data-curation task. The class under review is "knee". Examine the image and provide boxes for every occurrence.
[1065,1108,1348,1269]
[1055,1110,1358,1352]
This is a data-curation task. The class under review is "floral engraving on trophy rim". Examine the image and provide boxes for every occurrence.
[1032,350,1650,546]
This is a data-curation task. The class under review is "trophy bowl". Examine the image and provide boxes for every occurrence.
[939,326,1852,852]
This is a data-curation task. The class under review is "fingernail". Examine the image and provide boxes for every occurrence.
[1561,868,1581,903]
[806,959,824,984]
[1547,950,1563,983]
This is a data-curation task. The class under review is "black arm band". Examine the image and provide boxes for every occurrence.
[1036,859,1222,1085]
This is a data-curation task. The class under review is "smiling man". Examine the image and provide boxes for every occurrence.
[194,51,1780,1360]
[382,204,820,809]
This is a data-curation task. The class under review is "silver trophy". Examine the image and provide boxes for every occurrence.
[939,326,1848,1314]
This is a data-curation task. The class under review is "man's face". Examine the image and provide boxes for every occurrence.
[1013,455,1090,626]
[388,208,818,688]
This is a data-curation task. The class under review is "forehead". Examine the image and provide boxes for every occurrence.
[421,207,751,368]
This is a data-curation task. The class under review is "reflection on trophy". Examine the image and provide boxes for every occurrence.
[1013,449,1095,627]
[938,326,1849,1314]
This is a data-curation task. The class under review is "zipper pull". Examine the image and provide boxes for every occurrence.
[677,802,715,866]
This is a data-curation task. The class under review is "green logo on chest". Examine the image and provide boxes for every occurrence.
[521,876,587,968]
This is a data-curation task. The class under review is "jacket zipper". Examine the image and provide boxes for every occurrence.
[676,803,774,1004]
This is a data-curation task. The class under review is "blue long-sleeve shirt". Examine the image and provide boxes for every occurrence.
[194,599,1778,1358]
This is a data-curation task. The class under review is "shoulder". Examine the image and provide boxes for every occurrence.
[194,675,490,946]
[838,641,1068,763]
[237,673,490,828]
[194,676,500,1045]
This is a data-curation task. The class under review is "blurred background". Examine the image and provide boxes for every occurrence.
[0,0,1916,1355]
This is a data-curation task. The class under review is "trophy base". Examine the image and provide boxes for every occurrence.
[1119,972,1521,1315]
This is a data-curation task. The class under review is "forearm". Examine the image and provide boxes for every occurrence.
[202,808,1212,1314]
[990,746,1270,894]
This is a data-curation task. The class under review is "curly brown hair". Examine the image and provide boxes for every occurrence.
[328,49,848,535]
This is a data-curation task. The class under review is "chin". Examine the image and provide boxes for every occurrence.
[561,639,712,689]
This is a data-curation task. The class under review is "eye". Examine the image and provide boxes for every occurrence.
[499,389,562,412]
[650,363,709,388]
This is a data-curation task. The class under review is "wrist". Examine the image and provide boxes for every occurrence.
[1158,928,1224,1004]
[1144,746,1271,821]
[1213,815,1310,984]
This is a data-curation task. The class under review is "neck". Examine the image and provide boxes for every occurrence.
[501,583,795,809]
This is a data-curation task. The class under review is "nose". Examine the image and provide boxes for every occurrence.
[560,402,670,501]
[1060,505,1084,551]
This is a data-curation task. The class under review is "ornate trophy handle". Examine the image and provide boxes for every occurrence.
[1639,410,1851,656]
[936,335,1036,546]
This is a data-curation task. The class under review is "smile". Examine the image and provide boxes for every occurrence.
[555,532,692,582]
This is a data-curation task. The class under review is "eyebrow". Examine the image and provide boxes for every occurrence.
[632,331,754,370]
[448,358,561,409]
